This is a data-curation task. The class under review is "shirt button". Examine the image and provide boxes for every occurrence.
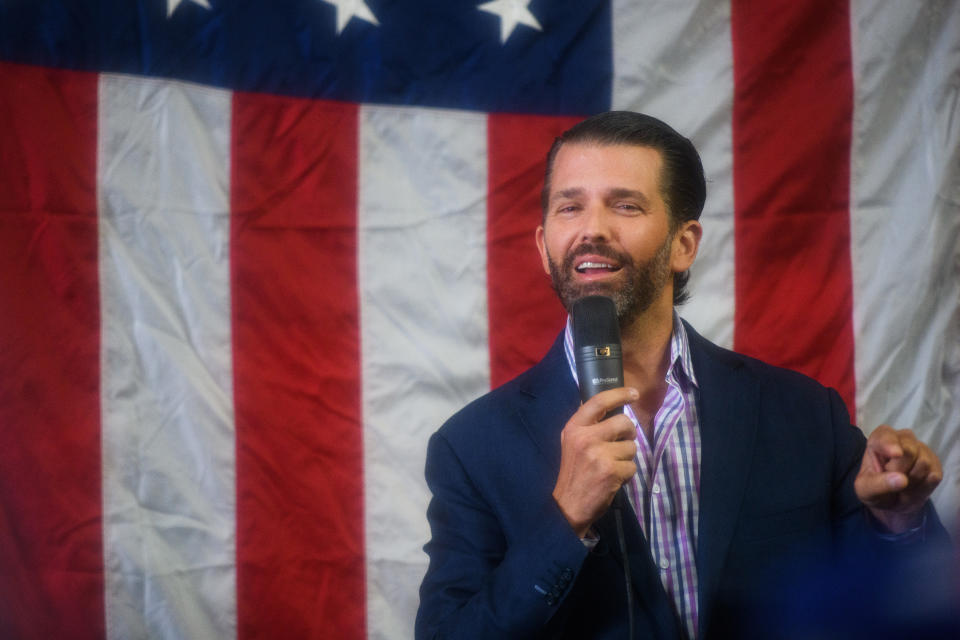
[659,558,670,570]
[652,483,661,494]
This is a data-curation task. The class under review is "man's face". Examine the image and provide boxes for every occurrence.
[536,143,683,325]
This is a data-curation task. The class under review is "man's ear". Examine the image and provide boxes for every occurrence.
[671,220,702,273]
[535,225,551,276]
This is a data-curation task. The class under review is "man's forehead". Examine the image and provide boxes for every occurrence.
[549,142,664,194]
[558,140,661,156]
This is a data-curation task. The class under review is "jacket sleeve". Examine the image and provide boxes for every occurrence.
[415,430,590,640]
[756,386,958,637]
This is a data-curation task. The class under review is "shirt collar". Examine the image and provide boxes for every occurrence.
[563,310,698,389]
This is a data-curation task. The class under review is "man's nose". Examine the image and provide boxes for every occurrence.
[580,205,612,242]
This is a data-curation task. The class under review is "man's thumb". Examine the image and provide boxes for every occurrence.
[856,471,906,502]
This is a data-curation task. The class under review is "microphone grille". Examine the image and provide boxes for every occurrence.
[572,296,621,347]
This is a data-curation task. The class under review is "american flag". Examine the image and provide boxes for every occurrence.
[1,1,958,638]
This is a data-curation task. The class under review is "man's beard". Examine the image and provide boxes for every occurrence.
[547,236,673,327]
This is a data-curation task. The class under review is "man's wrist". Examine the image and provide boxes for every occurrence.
[866,503,928,541]
[552,491,593,538]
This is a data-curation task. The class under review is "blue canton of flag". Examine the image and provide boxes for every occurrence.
[0,0,613,113]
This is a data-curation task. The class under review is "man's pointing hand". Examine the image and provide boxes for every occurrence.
[854,424,942,533]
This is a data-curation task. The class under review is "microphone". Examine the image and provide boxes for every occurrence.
[573,296,635,632]
[571,295,624,414]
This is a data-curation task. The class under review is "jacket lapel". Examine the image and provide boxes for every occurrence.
[686,322,760,637]
[514,332,580,473]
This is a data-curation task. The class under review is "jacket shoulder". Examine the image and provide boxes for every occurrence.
[683,319,836,399]
[435,332,573,447]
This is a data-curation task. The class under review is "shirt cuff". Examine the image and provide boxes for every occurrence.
[580,527,599,549]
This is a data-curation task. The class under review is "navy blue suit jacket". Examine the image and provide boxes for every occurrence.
[416,321,947,639]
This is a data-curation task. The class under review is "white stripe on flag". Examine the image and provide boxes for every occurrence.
[849,1,960,521]
[359,105,490,638]
[98,74,236,639]
[611,0,735,348]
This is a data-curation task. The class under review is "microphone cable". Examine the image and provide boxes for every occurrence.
[613,498,635,639]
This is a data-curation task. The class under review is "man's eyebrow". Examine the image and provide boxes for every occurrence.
[550,187,654,207]
[552,187,585,200]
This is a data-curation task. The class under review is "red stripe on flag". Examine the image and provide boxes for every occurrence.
[231,95,364,639]
[487,114,580,387]
[0,62,103,640]
[731,0,857,412]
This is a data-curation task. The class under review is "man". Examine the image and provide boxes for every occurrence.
[416,111,949,639]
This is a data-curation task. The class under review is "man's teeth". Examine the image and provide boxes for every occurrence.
[576,261,614,271]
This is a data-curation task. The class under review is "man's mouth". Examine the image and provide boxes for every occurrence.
[575,260,618,271]
[574,259,622,276]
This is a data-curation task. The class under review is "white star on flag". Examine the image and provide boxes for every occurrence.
[166,0,211,18]
[322,0,380,35]
[478,0,542,43]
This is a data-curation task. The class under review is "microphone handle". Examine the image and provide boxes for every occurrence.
[576,344,624,416]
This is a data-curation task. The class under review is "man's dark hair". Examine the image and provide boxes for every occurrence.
[540,111,706,306]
